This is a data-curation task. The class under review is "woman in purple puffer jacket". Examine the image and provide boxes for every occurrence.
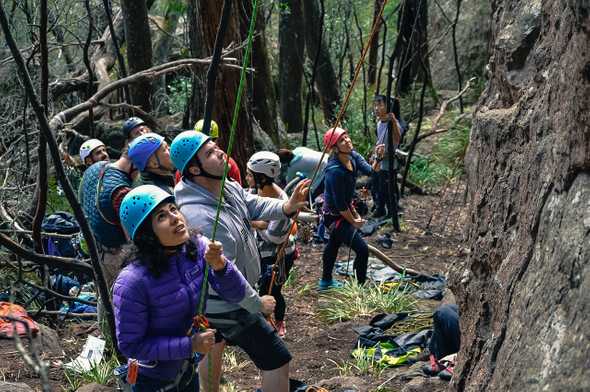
[113,185,270,391]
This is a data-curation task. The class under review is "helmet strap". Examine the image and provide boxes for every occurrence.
[195,158,223,180]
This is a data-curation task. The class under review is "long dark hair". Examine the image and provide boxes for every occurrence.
[252,171,274,190]
[125,216,201,278]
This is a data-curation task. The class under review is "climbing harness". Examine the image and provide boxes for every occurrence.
[267,0,389,302]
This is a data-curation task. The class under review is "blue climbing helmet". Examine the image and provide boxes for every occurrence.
[119,185,174,241]
[170,131,211,173]
[122,117,147,138]
[127,133,164,171]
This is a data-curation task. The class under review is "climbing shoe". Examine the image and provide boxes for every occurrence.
[318,279,344,291]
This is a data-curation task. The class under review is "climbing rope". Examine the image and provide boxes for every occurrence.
[191,1,259,390]
[196,0,259,317]
[267,0,390,297]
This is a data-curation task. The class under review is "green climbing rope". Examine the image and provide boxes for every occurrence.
[197,0,259,316]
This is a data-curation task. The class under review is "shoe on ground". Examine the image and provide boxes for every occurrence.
[438,366,453,381]
[318,279,344,291]
[422,354,444,376]
[275,320,286,338]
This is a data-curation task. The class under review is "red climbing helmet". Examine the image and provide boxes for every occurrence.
[323,127,347,150]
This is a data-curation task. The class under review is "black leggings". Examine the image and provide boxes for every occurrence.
[322,218,369,284]
[258,252,295,321]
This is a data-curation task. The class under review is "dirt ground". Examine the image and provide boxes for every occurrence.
[221,180,469,391]
[0,178,468,392]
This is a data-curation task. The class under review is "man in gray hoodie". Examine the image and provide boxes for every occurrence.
[171,131,309,392]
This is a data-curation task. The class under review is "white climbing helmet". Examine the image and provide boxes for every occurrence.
[79,139,105,162]
[247,151,281,178]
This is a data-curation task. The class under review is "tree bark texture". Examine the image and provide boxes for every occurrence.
[198,0,254,170]
[242,0,279,143]
[396,0,429,95]
[367,0,383,86]
[186,0,206,127]
[279,0,304,134]
[120,0,153,110]
[451,2,590,391]
[302,0,340,123]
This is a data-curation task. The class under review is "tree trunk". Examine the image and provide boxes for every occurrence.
[451,2,590,391]
[367,0,383,86]
[302,0,340,123]
[278,0,304,134]
[243,0,279,143]
[396,0,429,95]
[197,0,254,170]
[120,0,153,110]
[186,0,206,127]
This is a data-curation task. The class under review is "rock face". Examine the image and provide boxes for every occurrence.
[428,0,492,89]
[0,382,34,392]
[451,1,589,391]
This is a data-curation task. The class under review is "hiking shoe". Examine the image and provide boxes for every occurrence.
[438,366,454,381]
[276,320,286,338]
[318,279,344,291]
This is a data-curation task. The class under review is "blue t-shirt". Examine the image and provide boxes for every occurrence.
[376,119,403,171]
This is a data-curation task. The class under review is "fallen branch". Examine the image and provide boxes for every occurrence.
[49,58,252,131]
[22,281,97,307]
[367,243,432,278]
[97,102,160,129]
[427,77,475,133]
[0,232,93,274]
[31,310,97,319]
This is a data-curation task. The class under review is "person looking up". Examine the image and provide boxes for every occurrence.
[128,133,176,194]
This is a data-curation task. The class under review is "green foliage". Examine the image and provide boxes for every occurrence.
[408,112,471,190]
[47,176,74,214]
[283,266,298,288]
[167,77,191,114]
[318,280,416,323]
[62,355,120,392]
[330,342,385,377]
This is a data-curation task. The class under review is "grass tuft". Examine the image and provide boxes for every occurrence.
[318,280,416,323]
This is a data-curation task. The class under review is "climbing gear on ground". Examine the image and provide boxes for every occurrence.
[377,233,394,249]
[122,117,146,138]
[194,119,220,139]
[322,127,347,150]
[119,185,174,241]
[127,133,164,171]
[317,279,344,291]
[79,139,105,162]
[247,151,281,178]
